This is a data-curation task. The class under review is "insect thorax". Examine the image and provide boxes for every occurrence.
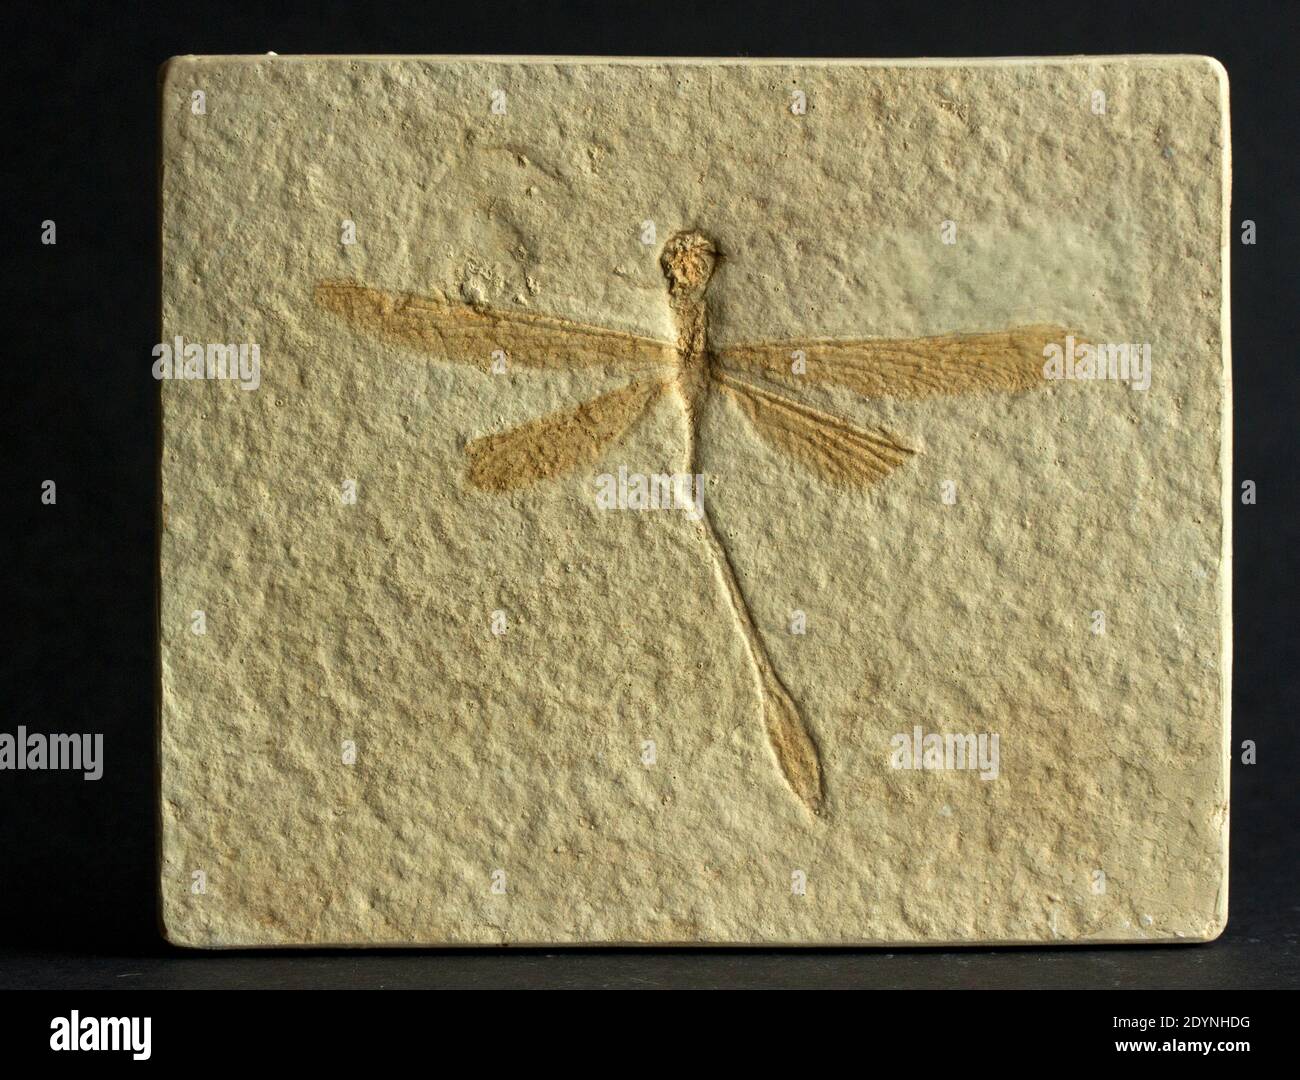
[660,231,719,414]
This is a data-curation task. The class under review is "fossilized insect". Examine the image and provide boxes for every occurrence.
[316,231,1067,815]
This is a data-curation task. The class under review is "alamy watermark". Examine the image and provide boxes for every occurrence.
[890,725,999,780]
[595,466,704,521]
[0,727,102,780]
[152,336,260,390]
[50,1012,150,1060]
[1042,335,1151,391]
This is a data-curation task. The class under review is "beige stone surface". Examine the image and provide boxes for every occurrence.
[158,55,1231,946]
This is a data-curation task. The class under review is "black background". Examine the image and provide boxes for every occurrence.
[2,0,1297,990]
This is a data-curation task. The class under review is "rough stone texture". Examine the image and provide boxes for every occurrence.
[158,56,1231,946]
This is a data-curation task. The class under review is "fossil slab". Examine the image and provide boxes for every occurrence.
[158,55,1231,946]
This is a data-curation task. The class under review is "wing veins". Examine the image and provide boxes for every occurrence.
[716,370,915,487]
[316,280,678,372]
[718,324,1068,401]
[465,377,670,491]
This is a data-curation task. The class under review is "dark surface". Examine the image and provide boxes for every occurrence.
[3,932,1299,992]
[2,0,1297,990]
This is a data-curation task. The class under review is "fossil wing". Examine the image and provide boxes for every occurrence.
[717,324,1068,400]
[466,378,671,491]
[315,280,677,373]
[716,371,915,489]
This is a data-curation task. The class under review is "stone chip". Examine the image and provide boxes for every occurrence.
[158,55,1231,946]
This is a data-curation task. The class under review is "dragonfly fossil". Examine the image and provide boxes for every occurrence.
[315,230,1067,816]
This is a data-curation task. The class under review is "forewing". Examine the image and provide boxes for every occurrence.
[466,378,670,492]
[718,324,1069,400]
[315,280,677,373]
[716,371,915,489]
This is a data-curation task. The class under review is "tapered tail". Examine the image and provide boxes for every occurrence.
[753,659,826,815]
[696,502,826,815]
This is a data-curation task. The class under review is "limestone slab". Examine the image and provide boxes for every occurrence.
[158,55,1231,946]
